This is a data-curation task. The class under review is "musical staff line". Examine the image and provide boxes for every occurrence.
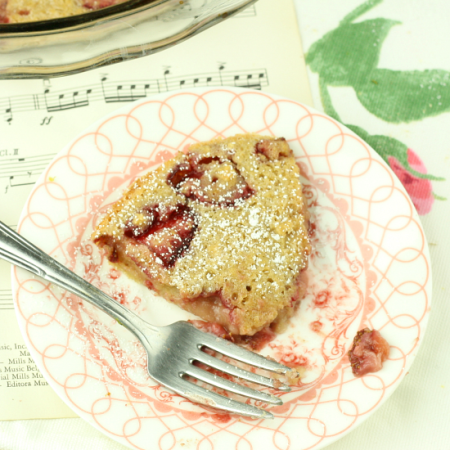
[0,153,56,179]
[0,290,14,310]
[1,153,56,193]
[0,68,269,123]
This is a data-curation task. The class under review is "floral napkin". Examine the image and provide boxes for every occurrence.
[296,0,450,449]
[299,0,447,215]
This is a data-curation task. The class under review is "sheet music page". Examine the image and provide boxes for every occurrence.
[0,0,312,420]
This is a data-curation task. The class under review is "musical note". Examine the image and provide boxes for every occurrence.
[101,76,109,101]
[44,88,92,112]
[163,67,171,91]
[5,99,12,124]
[218,63,225,85]
[102,78,151,102]
[233,71,267,90]
[246,73,263,90]
[9,176,34,188]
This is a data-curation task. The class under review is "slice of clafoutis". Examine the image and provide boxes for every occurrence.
[93,134,310,338]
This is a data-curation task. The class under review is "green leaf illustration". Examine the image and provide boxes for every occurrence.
[306,0,446,206]
[319,77,341,121]
[307,1,450,124]
[339,0,384,25]
[433,192,447,201]
[306,18,399,87]
[345,124,444,181]
[355,68,450,123]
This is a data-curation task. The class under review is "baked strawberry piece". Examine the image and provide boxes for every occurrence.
[92,134,310,336]
[348,328,390,376]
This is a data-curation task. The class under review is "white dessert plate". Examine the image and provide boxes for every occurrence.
[12,87,431,450]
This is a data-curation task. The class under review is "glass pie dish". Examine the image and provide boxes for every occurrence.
[0,0,256,79]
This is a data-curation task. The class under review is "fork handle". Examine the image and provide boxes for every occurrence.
[0,221,157,340]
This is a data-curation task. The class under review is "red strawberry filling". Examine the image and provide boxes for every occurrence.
[167,153,254,206]
[255,138,292,160]
[124,204,197,268]
[0,0,8,22]
[82,0,115,9]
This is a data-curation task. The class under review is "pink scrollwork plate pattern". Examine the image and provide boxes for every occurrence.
[12,88,431,450]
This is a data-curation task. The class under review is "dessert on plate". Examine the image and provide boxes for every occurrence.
[0,0,127,23]
[92,133,310,339]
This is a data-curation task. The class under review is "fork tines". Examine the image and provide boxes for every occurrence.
[178,324,293,418]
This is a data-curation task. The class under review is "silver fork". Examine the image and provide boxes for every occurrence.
[0,221,291,419]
